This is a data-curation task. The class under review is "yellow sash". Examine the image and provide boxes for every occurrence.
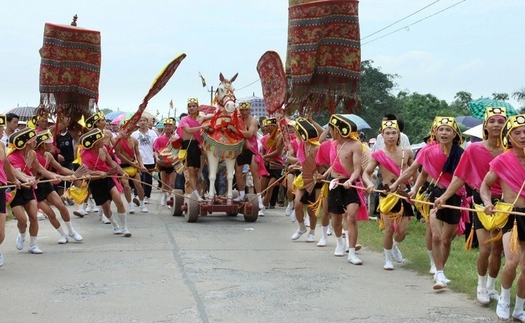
[474,201,511,232]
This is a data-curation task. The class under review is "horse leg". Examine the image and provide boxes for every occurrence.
[224,158,236,203]
[206,152,219,203]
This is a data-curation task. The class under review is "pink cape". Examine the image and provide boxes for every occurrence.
[490,151,525,199]
[80,148,123,193]
[454,142,502,196]
[177,115,202,144]
[315,140,332,166]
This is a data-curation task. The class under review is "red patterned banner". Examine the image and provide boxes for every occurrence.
[257,51,287,115]
[287,0,361,115]
[39,23,101,117]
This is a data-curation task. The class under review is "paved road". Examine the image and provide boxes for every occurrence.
[0,190,497,323]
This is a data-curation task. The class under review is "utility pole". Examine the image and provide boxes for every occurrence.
[209,86,214,105]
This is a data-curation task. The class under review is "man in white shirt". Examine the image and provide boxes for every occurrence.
[131,116,158,204]
[2,113,19,145]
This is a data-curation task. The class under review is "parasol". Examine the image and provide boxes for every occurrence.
[340,114,371,130]
[467,98,518,119]
[105,111,126,121]
[463,124,483,139]
[455,116,483,128]
[111,112,134,125]
[4,106,37,121]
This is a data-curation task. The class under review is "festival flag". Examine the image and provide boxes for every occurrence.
[199,72,207,87]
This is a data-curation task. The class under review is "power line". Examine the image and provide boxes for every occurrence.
[236,79,260,91]
[362,0,442,40]
[362,0,467,46]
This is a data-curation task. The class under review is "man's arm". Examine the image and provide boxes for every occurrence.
[480,169,498,214]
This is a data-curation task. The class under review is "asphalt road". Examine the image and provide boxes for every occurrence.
[0,190,497,323]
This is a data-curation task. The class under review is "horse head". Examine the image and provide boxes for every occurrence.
[216,73,238,114]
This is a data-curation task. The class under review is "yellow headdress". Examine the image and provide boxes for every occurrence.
[434,116,463,144]
[164,117,176,125]
[238,101,251,110]
[483,107,507,141]
[187,98,199,105]
[381,119,400,146]
[501,114,525,150]
[0,114,6,127]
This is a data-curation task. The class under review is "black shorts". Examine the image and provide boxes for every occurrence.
[429,186,461,225]
[472,190,500,231]
[299,182,323,205]
[157,164,175,174]
[263,162,283,179]
[0,187,6,214]
[89,178,115,206]
[327,179,360,215]
[11,187,35,208]
[236,149,254,166]
[182,140,201,168]
[502,207,525,241]
[35,182,54,202]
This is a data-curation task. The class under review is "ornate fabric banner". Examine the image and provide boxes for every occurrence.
[39,23,101,120]
[286,0,361,115]
[257,51,287,115]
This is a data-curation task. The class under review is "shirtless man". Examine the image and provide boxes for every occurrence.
[481,114,525,321]
[391,117,465,289]
[321,114,363,264]
[260,118,285,216]
[232,101,266,214]
[362,120,413,270]
[79,128,131,237]
[114,130,148,213]
[176,98,212,201]
[153,117,178,205]
[435,107,506,304]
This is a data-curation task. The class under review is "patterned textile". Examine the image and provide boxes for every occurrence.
[39,23,101,119]
[257,51,287,114]
[286,0,361,115]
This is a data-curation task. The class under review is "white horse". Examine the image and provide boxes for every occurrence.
[201,73,245,204]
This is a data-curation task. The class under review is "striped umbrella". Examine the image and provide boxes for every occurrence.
[467,98,518,119]
[3,106,37,121]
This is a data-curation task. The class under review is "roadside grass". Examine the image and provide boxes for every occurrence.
[357,217,506,309]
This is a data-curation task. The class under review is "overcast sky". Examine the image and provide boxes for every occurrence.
[1,0,524,118]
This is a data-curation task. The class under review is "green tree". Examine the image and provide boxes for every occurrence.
[492,92,509,101]
[448,91,472,115]
[512,87,525,112]
[396,92,452,143]
[356,60,400,137]
[101,108,113,115]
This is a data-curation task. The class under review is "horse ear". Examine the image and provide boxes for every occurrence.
[230,73,238,83]
[219,73,226,83]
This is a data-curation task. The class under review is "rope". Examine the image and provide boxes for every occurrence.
[320,180,525,217]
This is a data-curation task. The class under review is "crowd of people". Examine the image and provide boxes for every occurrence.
[1,101,525,321]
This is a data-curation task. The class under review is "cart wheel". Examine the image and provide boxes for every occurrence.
[184,193,199,223]
[227,190,240,216]
[243,193,259,222]
[172,189,184,216]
